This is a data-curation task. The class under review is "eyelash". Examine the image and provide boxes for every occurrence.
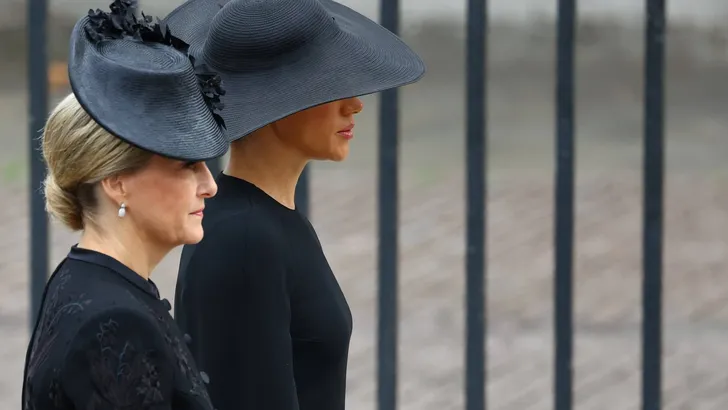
[184,161,198,169]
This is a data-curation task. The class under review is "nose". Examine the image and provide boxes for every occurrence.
[198,163,219,198]
[343,97,364,115]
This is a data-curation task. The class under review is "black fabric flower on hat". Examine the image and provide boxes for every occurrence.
[85,0,226,129]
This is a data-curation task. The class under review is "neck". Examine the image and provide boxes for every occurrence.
[224,132,308,210]
[77,222,168,280]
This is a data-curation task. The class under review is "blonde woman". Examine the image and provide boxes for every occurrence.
[21,1,228,409]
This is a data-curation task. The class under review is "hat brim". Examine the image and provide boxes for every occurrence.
[68,16,229,162]
[164,0,426,141]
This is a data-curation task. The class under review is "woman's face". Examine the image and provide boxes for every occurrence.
[118,156,218,246]
[272,97,364,162]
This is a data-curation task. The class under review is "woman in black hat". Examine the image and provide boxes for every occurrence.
[21,1,229,409]
[165,0,425,409]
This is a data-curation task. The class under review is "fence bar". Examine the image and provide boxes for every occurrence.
[465,0,487,409]
[296,165,310,217]
[642,0,666,409]
[377,0,399,408]
[554,0,576,408]
[28,0,50,328]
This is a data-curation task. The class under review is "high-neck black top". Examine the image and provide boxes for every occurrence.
[175,173,353,410]
[22,246,215,410]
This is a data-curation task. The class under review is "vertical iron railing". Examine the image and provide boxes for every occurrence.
[553,0,576,409]
[377,0,400,409]
[465,0,487,409]
[642,0,666,409]
[28,0,49,328]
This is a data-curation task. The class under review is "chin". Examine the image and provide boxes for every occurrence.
[181,227,205,245]
[328,150,350,162]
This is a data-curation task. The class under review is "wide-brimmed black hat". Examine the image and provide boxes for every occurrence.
[68,0,229,161]
[163,0,426,142]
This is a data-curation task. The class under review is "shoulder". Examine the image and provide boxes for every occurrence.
[52,257,148,299]
[189,202,286,261]
[179,204,289,291]
[66,306,164,353]
[38,260,148,335]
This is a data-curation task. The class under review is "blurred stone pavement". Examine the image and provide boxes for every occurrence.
[2,16,728,410]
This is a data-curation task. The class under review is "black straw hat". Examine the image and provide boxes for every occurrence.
[163,0,426,142]
[68,0,229,161]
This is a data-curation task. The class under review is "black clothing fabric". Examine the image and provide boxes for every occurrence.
[22,246,215,410]
[175,173,353,410]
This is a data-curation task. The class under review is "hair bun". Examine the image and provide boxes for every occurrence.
[43,174,84,231]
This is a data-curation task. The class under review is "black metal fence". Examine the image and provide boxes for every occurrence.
[27,0,666,409]
[28,0,49,331]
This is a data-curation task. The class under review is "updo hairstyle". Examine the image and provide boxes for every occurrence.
[41,93,152,231]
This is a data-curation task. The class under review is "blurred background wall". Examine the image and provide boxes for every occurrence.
[3,0,728,26]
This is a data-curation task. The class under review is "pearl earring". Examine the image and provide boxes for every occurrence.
[118,203,126,218]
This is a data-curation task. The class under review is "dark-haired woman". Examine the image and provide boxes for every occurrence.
[165,0,425,409]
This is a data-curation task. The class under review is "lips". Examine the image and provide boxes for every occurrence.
[337,124,354,140]
[190,208,204,217]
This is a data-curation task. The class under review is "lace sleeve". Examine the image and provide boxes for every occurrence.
[60,307,175,409]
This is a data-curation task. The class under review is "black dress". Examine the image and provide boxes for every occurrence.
[22,246,215,410]
[175,174,353,410]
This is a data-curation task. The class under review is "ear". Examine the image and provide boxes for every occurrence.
[99,174,127,207]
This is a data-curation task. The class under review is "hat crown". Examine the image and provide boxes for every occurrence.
[70,17,218,134]
[67,9,229,161]
[203,0,337,71]
[74,34,202,100]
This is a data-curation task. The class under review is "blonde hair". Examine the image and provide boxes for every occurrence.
[42,93,153,231]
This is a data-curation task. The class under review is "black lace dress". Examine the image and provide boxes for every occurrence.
[22,246,215,410]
